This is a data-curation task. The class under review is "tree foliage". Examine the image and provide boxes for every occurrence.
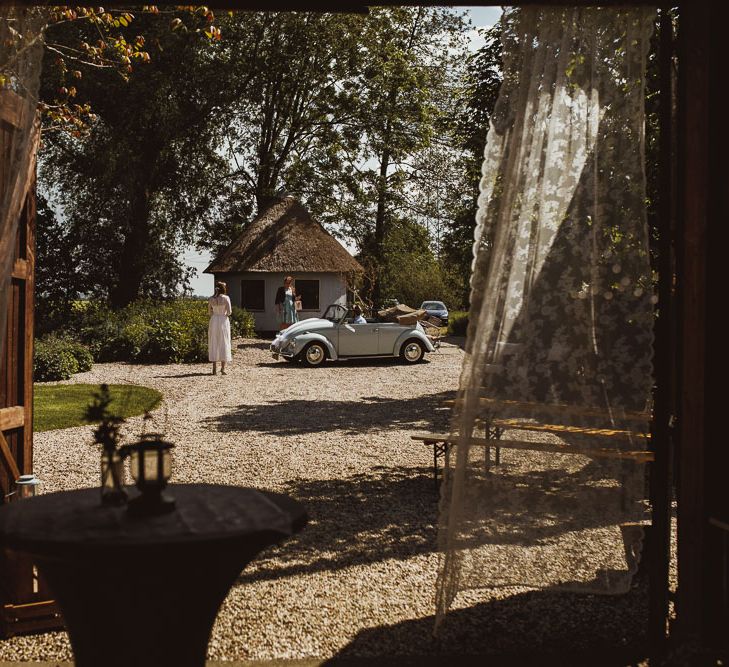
[439,22,503,309]
[376,217,458,309]
[35,194,78,334]
[37,8,492,312]
[334,7,470,307]
[40,9,234,306]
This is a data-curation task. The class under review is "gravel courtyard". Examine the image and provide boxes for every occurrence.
[0,337,653,664]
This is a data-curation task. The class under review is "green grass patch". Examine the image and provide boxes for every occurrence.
[34,383,163,433]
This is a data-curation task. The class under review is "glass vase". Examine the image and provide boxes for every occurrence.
[100,451,127,506]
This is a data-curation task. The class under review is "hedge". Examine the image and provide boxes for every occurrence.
[34,337,83,381]
[66,298,255,364]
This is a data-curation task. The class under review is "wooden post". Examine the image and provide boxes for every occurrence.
[674,1,728,655]
[702,2,729,653]
[647,7,675,657]
[0,91,63,637]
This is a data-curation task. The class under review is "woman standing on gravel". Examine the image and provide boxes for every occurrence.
[208,281,232,375]
[274,275,298,331]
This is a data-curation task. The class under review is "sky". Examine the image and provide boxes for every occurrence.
[185,6,503,297]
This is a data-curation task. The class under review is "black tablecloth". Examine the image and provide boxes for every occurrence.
[0,484,307,667]
[0,483,307,557]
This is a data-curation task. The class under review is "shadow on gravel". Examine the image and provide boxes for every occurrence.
[236,465,438,583]
[324,584,648,666]
[441,335,467,351]
[202,390,454,436]
[237,340,272,350]
[258,357,434,369]
[240,460,649,662]
[152,372,211,378]
[238,462,644,584]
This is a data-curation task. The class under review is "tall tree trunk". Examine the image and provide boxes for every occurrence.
[110,186,151,308]
[372,148,390,308]
[371,82,398,308]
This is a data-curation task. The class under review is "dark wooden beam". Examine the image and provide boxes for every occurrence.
[647,7,675,658]
[704,1,729,654]
[676,0,709,647]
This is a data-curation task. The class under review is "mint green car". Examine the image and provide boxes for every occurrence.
[270,304,436,367]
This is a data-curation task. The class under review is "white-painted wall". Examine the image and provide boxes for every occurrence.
[214,271,348,332]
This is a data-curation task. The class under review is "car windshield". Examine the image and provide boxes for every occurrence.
[421,301,445,310]
[322,304,347,322]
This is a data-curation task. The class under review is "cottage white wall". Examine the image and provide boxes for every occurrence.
[214,272,348,333]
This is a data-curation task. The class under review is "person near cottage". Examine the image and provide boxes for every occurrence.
[275,276,299,330]
[208,281,232,375]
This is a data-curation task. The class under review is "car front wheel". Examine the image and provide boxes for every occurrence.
[302,342,327,367]
[400,339,425,364]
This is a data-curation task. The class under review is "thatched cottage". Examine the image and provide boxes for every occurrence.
[204,196,363,331]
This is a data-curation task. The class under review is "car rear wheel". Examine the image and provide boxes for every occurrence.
[400,339,425,364]
[302,342,327,367]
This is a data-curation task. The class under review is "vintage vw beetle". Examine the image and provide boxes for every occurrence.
[270,304,436,367]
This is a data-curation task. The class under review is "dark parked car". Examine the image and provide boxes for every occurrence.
[420,301,449,326]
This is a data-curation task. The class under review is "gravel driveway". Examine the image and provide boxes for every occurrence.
[0,337,653,663]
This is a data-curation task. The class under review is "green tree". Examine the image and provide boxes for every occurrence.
[440,21,503,309]
[339,7,469,307]
[34,194,79,334]
[377,217,458,309]
[209,12,361,219]
[39,10,246,307]
[37,8,473,310]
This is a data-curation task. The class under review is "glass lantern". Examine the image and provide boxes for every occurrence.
[14,473,40,500]
[121,435,175,516]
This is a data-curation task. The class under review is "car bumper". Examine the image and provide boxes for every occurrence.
[270,340,296,360]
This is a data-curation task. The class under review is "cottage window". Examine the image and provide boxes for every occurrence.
[296,280,319,310]
[240,280,265,311]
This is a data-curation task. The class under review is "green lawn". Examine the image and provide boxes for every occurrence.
[34,384,163,433]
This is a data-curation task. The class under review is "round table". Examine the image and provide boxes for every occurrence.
[0,484,306,667]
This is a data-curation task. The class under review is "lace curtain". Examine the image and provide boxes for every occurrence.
[0,8,45,355]
[436,6,656,627]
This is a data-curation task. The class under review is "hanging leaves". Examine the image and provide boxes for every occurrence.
[42,5,220,134]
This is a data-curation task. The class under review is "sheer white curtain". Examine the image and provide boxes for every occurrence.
[436,6,656,627]
[0,8,45,354]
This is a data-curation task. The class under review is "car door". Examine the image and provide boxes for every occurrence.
[337,322,380,356]
[377,323,404,356]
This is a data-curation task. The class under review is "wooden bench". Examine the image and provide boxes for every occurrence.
[413,399,653,490]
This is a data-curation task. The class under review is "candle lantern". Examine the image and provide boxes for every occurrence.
[121,435,175,516]
[14,473,40,500]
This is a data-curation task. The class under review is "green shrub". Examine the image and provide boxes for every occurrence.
[34,337,80,382]
[72,301,123,361]
[448,311,469,336]
[231,306,255,338]
[138,318,185,363]
[65,339,94,372]
[54,297,255,364]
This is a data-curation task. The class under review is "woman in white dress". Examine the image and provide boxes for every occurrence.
[208,281,232,375]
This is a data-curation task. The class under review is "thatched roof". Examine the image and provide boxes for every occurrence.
[205,196,363,274]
